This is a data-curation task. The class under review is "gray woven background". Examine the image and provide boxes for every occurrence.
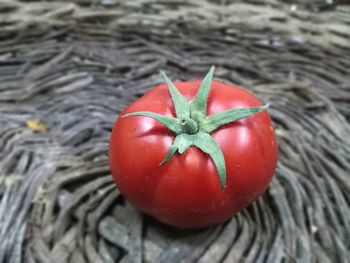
[0,0,349,262]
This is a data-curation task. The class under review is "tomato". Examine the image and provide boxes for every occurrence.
[109,68,278,229]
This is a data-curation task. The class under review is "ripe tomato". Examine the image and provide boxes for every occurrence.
[109,68,278,229]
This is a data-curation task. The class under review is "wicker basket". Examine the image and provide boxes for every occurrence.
[0,1,349,262]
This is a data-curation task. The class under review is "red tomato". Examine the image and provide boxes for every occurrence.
[109,79,278,229]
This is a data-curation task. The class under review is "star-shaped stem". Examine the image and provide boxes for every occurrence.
[122,67,268,188]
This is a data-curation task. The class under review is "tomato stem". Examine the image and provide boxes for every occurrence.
[180,117,198,134]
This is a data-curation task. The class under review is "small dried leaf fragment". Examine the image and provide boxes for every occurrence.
[26,119,49,132]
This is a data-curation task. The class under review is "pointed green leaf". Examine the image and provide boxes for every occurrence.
[193,132,226,188]
[122,111,181,134]
[203,104,269,133]
[160,145,178,165]
[159,132,227,188]
[173,134,193,153]
[159,134,193,165]
[190,66,215,115]
[160,71,190,118]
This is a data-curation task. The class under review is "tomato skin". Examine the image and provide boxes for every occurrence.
[109,80,278,228]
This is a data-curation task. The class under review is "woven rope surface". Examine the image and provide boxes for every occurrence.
[0,0,349,262]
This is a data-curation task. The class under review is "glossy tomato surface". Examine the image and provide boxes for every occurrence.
[109,80,278,228]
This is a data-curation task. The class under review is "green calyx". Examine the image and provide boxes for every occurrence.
[122,67,268,189]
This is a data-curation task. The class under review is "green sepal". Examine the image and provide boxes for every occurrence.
[174,134,193,153]
[190,66,214,117]
[192,132,226,188]
[122,111,182,134]
[202,104,269,133]
[159,132,226,188]
[160,71,190,119]
[159,134,192,165]
[159,145,178,165]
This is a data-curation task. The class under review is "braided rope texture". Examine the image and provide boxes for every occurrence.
[0,0,349,262]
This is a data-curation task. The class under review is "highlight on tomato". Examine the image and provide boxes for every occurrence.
[109,67,278,229]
